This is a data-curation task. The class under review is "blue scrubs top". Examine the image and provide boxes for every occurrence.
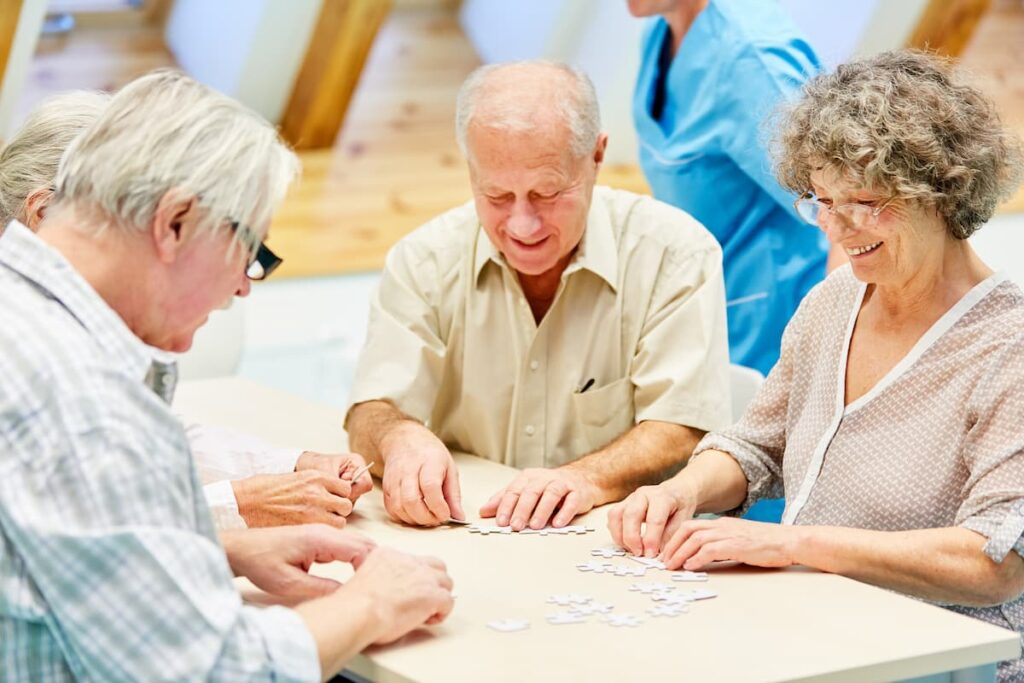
[633,0,828,375]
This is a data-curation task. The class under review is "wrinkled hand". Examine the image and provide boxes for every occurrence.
[380,422,464,527]
[232,471,354,528]
[223,524,376,600]
[343,547,455,644]
[479,467,599,530]
[660,517,800,571]
[294,451,374,504]
[607,481,697,558]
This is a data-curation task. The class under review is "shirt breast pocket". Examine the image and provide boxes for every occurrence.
[571,377,635,451]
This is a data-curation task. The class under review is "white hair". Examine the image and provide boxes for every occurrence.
[0,90,110,227]
[55,69,299,253]
[454,60,601,160]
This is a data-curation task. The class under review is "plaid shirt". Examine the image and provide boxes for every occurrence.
[0,222,319,682]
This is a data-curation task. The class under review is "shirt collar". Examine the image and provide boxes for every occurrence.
[0,221,155,388]
[472,191,618,293]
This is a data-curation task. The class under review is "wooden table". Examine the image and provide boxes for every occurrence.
[174,378,1020,683]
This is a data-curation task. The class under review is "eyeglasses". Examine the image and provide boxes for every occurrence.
[793,192,895,228]
[228,221,282,281]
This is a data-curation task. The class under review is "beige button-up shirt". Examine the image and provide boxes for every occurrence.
[347,186,732,469]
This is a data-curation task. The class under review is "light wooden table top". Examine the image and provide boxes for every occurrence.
[174,377,1020,683]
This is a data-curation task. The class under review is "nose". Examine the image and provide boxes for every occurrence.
[505,197,543,240]
[817,209,852,242]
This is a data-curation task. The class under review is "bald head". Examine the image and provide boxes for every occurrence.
[455,60,601,161]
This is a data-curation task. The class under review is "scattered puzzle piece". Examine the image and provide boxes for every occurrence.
[576,561,615,573]
[468,523,596,536]
[669,571,709,582]
[546,611,589,625]
[603,614,644,627]
[487,619,531,632]
[570,601,614,616]
[547,594,592,606]
[466,524,512,535]
[590,546,627,558]
[647,605,688,618]
[681,588,718,601]
[627,555,667,570]
[628,583,667,594]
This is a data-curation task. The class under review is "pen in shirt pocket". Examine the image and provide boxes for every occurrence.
[577,378,595,393]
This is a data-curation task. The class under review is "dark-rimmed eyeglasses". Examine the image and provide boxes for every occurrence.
[229,221,282,281]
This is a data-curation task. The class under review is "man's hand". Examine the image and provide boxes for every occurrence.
[341,547,455,644]
[232,471,354,528]
[222,525,376,600]
[659,517,800,571]
[479,467,600,530]
[380,422,464,527]
[607,480,698,558]
[294,451,374,503]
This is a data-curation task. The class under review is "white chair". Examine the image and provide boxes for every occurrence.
[176,300,246,380]
[729,363,765,422]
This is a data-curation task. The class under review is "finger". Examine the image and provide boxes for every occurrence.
[641,496,675,558]
[509,483,545,531]
[442,463,465,521]
[279,567,343,600]
[321,475,353,500]
[684,539,735,571]
[322,492,354,518]
[551,490,581,527]
[382,484,414,526]
[478,488,505,518]
[341,453,368,476]
[307,526,376,565]
[312,508,348,529]
[494,488,522,528]
[607,502,626,548]
[400,468,438,527]
[420,466,452,525]
[620,494,650,557]
[667,528,717,571]
[352,470,374,498]
[528,485,567,530]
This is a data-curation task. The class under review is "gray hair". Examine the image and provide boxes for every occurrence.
[55,69,299,252]
[774,49,1023,239]
[455,60,601,160]
[0,90,110,227]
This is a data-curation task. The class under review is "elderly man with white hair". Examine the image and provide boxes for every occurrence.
[346,60,731,530]
[0,90,373,532]
[0,70,453,681]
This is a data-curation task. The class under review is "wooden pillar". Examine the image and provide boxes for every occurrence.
[279,0,393,150]
[906,0,991,57]
[0,0,25,93]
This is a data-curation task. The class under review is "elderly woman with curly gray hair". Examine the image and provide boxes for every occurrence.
[608,49,1024,679]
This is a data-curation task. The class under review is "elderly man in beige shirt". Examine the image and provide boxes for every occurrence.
[345,60,732,530]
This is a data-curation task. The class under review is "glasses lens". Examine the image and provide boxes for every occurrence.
[795,199,819,225]
[246,259,266,281]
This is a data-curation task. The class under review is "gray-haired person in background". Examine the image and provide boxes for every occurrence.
[0,70,453,681]
[0,91,375,533]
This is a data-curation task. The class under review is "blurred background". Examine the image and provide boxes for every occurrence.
[0,0,1021,408]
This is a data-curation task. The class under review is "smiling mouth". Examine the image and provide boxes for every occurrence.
[511,235,549,248]
[847,241,882,256]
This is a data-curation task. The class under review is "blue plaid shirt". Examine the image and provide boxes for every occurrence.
[0,222,319,682]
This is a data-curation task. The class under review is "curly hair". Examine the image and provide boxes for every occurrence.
[773,49,1023,239]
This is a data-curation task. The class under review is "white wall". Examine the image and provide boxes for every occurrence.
[165,0,320,123]
[0,0,47,137]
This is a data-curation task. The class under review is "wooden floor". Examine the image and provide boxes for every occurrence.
[9,2,1024,278]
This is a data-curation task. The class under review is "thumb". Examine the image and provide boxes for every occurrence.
[280,567,343,600]
[478,488,503,518]
[442,462,465,520]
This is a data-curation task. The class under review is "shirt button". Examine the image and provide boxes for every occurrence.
[529,360,539,371]
[524,424,535,436]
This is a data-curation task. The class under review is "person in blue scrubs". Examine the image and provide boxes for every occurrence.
[629,0,832,378]
[628,0,832,522]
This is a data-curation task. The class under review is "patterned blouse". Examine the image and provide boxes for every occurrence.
[695,266,1024,680]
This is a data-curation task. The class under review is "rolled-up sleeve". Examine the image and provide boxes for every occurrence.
[345,236,447,425]
[956,335,1024,563]
[633,244,732,433]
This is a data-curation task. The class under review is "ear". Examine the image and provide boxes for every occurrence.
[592,133,609,168]
[23,187,52,231]
[151,189,201,265]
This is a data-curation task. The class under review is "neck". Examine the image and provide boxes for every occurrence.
[663,0,709,55]
[870,238,992,322]
[518,251,574,322]
[36,205,159,341]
